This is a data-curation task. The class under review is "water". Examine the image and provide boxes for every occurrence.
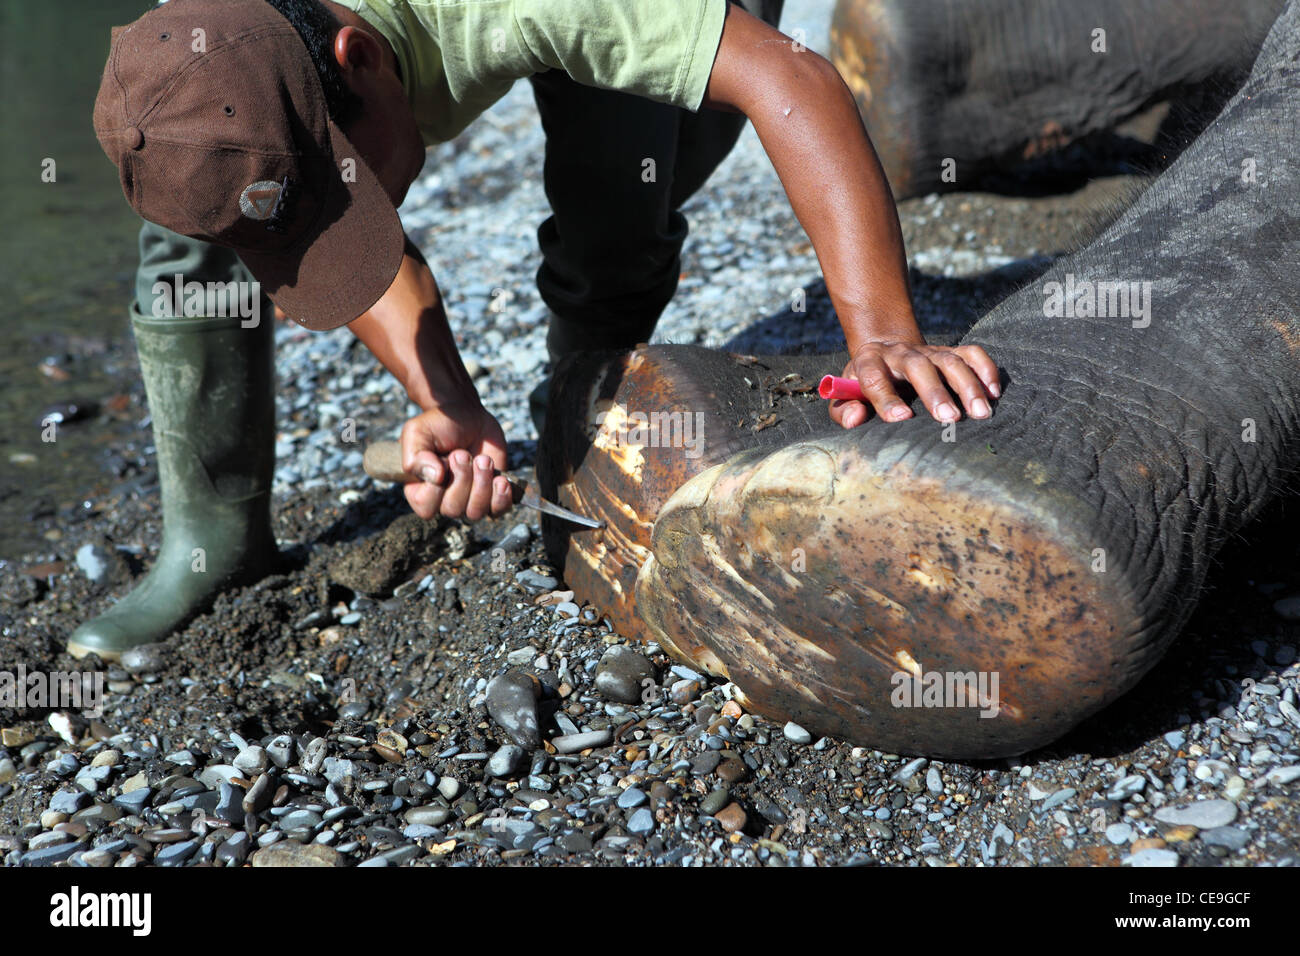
[0,1,151,559]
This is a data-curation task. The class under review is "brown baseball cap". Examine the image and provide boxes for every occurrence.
[93,0,404,330]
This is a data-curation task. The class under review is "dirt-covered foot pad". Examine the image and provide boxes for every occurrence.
[636,433,1144,759]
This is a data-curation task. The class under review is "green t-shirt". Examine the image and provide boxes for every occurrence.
[333,0,728,145]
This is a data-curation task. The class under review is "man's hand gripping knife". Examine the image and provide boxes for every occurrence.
[348,239,515,522]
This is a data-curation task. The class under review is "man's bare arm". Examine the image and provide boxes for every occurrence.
[346,238,513,519]
[701,5,999,427]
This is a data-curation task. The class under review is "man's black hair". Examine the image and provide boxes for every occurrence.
[264,0,364,127]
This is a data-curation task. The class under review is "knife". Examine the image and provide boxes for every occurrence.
[362,440,604,529]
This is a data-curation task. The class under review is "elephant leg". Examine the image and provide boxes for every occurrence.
[830,0,1286,198]
[541,0,1300,758]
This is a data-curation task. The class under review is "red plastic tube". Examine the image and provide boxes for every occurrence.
[818,375,865,401]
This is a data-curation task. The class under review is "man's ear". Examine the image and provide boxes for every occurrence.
[333,24,384,76]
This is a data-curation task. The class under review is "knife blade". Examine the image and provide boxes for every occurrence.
[362,441,604,529]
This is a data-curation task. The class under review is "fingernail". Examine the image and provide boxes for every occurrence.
[972,398,990,418]
[475,455,491,471]
[887,403,908,421]
[419,465,438,484]
[937,403,957,421]
[988,382,1001,398]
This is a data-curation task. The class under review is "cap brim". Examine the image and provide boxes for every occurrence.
[240,118,405,331]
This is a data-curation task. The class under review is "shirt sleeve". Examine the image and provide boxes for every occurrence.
[505,0,728,110]
[331,0,729,144]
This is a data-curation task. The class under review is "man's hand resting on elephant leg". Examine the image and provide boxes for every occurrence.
[828,340,1001,429]
[399,403,515,521]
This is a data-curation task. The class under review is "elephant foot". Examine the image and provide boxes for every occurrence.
[540,345,1148,759]
[634,435,1132,760]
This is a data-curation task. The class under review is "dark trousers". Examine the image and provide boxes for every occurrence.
[529,0,785,359]
[137,0,785,358]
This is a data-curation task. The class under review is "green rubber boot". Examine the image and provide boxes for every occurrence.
[67,304,277,659]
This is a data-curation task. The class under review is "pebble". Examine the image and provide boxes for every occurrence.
[494,523,532,555]
[1124,848,1180,867]
[373,845,421,865]
[716,803,747,833]
[112,789,152,815]
[700,789,731,816]
[1163,730,1187,750]
[120,642,168,675]
[198,765,243,789]
[49,789,91,815]
[1153,799,1238,830]
[155,840,199,866]
[1263,765,1300,786]
[925,767,943,795]
[864,820,894,841]
[251,842,344,867]
[485,670,542,748]
[670,679,701,705]
[216,832,250,866]
[1105,822,1134,845]
[893,757,928,783]
[301,737,327,774]
[74,804,122,827]
[1107,775,1146,800]
[29,831,73,850]
[265,735,295,769]
[486,744,525,778]
[515,569,558,594]
[405,805,451,827]
[594,646,655,704]
[618,787,647,809]
[552,730,612,754]
[19,839,87,866]
[1280,699,1300,728]
[626,808,655,836]
[1200,827,1250,851]
[783,722,812,745]
[89,749,121,769]
[1272,595,1300,621]
[75,543,115,583]
[279,809,322,831]
[322,757,356,789]
[234,746,269,775]
[717,759,748,784]
[691,752,721,775]
[1041,788,1076,810]
[437,777,462,800]
[559,832,593,854]
[242,773,272,814]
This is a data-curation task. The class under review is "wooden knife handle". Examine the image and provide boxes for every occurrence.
[363,441,414,483]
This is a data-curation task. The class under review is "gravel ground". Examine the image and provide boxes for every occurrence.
[2,2,1298,868]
